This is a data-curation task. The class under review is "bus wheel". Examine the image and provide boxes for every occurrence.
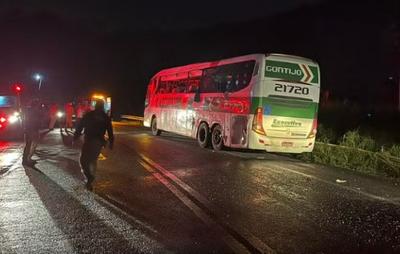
[211,125,224,151]
[151,117,161,136]
[197,122,210,148]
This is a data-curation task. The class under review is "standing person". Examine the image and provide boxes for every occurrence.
[48,103,58,130]
[73,99,114,191]
[75,100,88,129]
[22,99,42,166]
[65,102,74,131]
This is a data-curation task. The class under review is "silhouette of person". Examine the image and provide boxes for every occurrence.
[73,99,114,191]
[22,99,42,166]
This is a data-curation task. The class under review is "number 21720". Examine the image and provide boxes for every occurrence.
[274,83,309,95]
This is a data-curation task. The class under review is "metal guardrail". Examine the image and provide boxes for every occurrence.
[316,141,400,162]
[315,141,400,174]
[120,115,144,121]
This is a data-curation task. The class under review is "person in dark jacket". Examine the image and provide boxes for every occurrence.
[73,99,114,191]
[22,99,42,166]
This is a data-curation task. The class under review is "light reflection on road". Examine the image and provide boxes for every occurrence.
[0,141,10,150]
[0,151,20,165]
[0,141,23,175]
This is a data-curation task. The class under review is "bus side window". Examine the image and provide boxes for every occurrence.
[222,61,256,92]
[188,70,202,93]
[166,81,172,93]
[159,81,167,94]
[167,81,174,94]
[200,68,219,93]
[187,78,200,93]
[177,80,187,93]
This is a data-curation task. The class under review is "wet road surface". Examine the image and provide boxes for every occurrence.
[1,125,400,253]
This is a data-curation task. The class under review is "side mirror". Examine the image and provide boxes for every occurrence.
[194,88,201,102]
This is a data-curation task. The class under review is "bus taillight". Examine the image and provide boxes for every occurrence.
[252,107,266,136]
[308,118,318,139]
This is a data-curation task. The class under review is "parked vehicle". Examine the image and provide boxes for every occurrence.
[0,95,23,139]
[144,53,320,153]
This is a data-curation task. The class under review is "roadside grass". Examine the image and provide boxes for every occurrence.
[296,126,400,178]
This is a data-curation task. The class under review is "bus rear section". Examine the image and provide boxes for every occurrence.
[249,54,320,153]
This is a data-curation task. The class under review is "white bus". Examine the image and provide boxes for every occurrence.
[144,53,320,153]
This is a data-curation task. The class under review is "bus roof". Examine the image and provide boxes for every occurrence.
[153,53,264,78]
[153,53,317,78]
[267,53,317,64]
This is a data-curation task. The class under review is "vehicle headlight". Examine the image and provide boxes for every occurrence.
[8,115,18,124]
[57,111,64,118]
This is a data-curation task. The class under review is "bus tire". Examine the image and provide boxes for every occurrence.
[151,117,161,136]
[197,122,210,148]
[211,124,224,151]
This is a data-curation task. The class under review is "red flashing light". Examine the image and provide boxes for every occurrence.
[0,117,6,123]
[11,84,23,94]
[252,107,266,136]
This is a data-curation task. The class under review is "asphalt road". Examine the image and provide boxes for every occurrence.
[1,124,400,254]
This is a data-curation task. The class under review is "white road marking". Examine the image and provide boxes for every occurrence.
[99,194,159,235]
[138,160,251,254]
[139,154,275,254]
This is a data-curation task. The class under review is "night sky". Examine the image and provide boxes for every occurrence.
[0,0,323,31]
[0,0,398,115]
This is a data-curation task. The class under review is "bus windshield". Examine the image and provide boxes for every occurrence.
[0,96,17,108]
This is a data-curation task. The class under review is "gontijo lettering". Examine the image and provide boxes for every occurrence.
[266,66,302,76]
[265,59,319,84]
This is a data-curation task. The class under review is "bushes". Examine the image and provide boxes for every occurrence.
[296,130,400,178]
[304,108,400,177]
[316,124,337,143]
[339,130,376,151]
[388,145,400,157]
